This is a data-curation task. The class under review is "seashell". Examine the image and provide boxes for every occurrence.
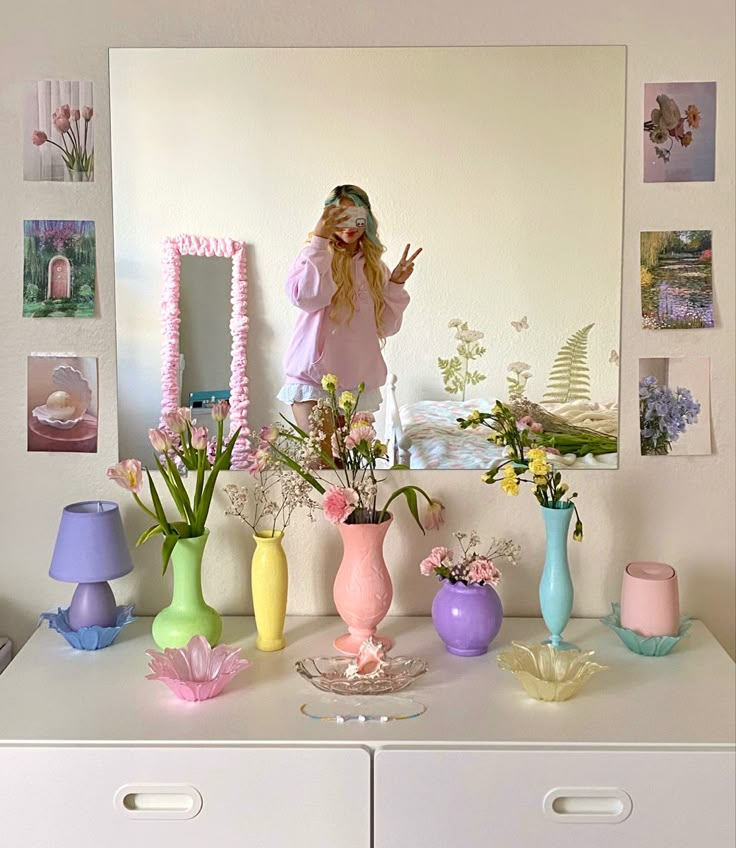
[32,365,92,430]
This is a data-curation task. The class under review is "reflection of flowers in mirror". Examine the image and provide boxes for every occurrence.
[643,94,701,164]
[419,531,520,587]
[639,376,700,456]
[32,104,94,180]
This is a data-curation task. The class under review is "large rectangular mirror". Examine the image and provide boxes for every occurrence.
[111,46,625,469]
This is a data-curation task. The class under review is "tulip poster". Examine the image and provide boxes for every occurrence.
[24,80,95,182]
[23,220,96,318]
[643,82,716,182]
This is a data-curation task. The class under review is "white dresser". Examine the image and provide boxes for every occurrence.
[0,616,733,847]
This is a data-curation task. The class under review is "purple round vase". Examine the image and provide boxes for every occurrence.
[431,579,503,656]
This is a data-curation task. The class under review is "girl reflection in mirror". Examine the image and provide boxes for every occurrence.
[278,184,422,442]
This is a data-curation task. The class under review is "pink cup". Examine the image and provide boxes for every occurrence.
[620,562,680,637]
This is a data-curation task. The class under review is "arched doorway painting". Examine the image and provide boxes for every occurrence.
[47,255,71,299]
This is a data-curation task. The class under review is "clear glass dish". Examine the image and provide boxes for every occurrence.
[295,655,428,695]
[301,695,427,722]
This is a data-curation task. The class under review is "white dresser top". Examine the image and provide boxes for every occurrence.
[0,616,733,748]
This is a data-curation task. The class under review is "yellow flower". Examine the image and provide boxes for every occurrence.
[466,410,482,428]
[503,464,517,478]
[339,391,356,409]
[527,447,546,462]
[321,374,338,392]
[530,460,550,476]
[534,475,548,487]
[573,520,584,542]
[501,476,520,496]
[373,440,387,458]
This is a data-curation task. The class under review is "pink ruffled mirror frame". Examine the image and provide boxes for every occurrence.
[161,234,249,469]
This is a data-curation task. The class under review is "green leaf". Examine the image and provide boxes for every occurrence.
[161,533,179,575]
[154,456,190,524]
[379,484,433,533]
[136,524,163,547]
[145,468,171,535]
[194,428,241,531]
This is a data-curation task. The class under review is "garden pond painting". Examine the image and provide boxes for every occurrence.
[23,220,96,318]
[640,230,713,330]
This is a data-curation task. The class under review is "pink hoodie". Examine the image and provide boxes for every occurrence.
[283,235,410,391]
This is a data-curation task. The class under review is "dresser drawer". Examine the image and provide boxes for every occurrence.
[0,745,370,848]
[374,747,735,848]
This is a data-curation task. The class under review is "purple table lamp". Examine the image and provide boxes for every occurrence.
[49,501,134,630]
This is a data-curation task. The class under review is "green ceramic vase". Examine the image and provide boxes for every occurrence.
[151,530,222,649]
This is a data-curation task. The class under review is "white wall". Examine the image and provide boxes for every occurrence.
[1,0,734,658]
[110,46,624,463]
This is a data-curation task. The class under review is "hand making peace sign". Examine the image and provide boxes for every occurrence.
[390,244,422,284]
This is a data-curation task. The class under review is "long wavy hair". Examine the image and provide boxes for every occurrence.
[311,184,388,337]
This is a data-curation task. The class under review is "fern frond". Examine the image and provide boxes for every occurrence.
[543,323,594,403]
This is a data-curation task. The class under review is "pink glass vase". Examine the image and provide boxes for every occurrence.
[333,515,394,654]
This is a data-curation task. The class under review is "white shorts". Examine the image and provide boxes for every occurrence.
[277,383,383,413]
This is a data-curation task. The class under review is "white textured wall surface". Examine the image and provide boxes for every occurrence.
[0,1,734,657]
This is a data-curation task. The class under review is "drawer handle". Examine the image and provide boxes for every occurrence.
[114,784,203,820]
[543,788,632,824]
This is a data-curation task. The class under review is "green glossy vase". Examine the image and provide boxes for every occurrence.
[151,530,222,649]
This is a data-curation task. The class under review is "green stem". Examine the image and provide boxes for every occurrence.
[133,492,158,521]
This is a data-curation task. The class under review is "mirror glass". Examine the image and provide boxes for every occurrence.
[111,46,625,468]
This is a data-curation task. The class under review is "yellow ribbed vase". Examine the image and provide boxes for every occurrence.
[251,530,288,651]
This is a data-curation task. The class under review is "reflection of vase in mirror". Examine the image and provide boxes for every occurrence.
[111,46,625,470]
[178,256,234,408]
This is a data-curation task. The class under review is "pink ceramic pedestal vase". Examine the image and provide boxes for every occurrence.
[333,516,394,654]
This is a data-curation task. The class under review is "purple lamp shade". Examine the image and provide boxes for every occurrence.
[49,501,134,631]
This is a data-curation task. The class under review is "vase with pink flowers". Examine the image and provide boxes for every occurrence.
[261,374,444,653]
[32,103,94,181]
[107,402,240,649]
[421,532,520,656]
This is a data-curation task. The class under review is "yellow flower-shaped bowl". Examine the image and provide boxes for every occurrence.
[497,641,607,702]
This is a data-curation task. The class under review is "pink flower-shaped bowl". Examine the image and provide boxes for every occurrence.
[146,635,252,702]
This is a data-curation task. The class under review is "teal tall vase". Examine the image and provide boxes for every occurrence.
[538,504,577,651]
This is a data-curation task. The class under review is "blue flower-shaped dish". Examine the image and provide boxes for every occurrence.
[40,604,136,650]
[600,603,691,657]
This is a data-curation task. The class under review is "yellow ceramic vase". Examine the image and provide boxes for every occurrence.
[251,530,288,651]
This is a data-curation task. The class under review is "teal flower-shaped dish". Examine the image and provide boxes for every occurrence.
[40,604,136,650]
[600,603,691,657]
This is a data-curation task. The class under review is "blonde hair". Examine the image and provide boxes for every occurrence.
[309,185,388,338]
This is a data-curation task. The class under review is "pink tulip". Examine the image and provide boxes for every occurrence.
[107,459,143,494]
[422,499,445,531]
[71,108,81,121]
[163,410,187,434]
[148,428,172,454]
[191,426,209,451]
[246,446,271,476]
[323,487,359,524]
[82,106,94,121]
[258,423,280,444]
[53,115,70,133]
[31,130,48,146]
[59,104,71,118]
[211,400,230,422]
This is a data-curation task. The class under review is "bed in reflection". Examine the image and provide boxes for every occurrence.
[383,377,618,471]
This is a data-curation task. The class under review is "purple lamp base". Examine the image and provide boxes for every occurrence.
[68,581,117,630]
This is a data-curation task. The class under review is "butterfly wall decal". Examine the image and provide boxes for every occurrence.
[609,350,620,365]
[511,316,529,332]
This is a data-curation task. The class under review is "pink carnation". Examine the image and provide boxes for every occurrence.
[352,411,375,425]
[468,557,502,586]
[419,546,453,576]
[323,487,359,524]
[345,423,376,450]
